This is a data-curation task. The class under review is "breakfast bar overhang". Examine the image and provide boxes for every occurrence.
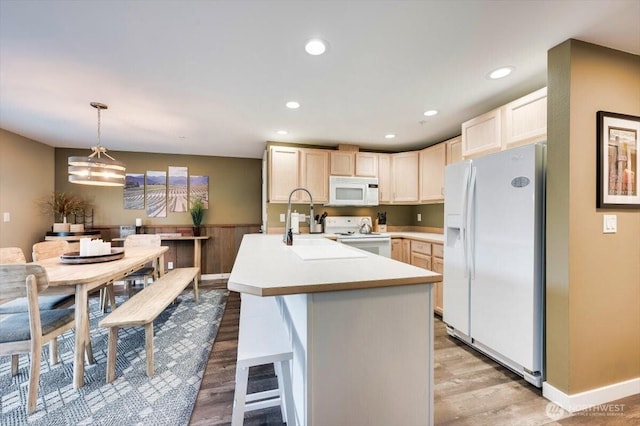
[228,234,442,426]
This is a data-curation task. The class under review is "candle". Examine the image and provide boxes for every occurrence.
[135,218,142,227]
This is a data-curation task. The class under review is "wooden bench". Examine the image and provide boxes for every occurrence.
[99,267,200,382]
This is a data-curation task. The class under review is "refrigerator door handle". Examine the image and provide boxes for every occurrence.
[467,166,477,279]
[461,165,471,278]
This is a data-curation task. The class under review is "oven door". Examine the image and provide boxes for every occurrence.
[337,237,391,258]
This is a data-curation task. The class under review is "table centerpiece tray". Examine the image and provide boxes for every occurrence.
[60,248,125,264]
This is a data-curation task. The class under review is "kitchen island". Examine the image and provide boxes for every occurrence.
[228,234,442,426]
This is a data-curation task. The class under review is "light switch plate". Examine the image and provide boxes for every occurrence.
[603,214,617,233]
[3,212,9,222]
[280,213,285,222]
[417,213,422,222]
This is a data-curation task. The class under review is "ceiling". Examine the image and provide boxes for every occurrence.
[1,1,639,160]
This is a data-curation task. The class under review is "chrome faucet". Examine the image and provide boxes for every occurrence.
[284,187,314,243]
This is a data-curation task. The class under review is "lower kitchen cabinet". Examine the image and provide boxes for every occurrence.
[432,245,444,316]
[391,238,403,262]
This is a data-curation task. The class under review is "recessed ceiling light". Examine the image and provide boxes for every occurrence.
[305,39,327,55]
[276,130,289,135]
[488,66,514,80]
[385,134,396,139]
[423,110,439,117]
[286,101,300,109]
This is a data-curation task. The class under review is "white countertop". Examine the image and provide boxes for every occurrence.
[228,234,441,296]
[389,232,444,244]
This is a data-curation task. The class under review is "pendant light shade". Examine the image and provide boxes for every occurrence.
[68,102,126,186]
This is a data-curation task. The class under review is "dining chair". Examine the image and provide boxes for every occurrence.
[122,234,161,297]
[32,240,71,262]
[0,264,84,414]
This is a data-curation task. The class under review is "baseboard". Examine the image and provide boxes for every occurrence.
[201,273,230,281]
[543,378,640,413]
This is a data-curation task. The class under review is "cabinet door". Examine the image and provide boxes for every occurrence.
[330,151,355,176]
[432,255,444,316]
[300,149,329,203]
[461,108,501,159]
[391,239,403,262]
[502,87,547,149]
[410,252,432,270]
[402,239,411,264]
[446,135,462,165]
[378,154,392,203]
[269,146,300,202]
[419,144,446,202]
[355,152,379,177]
[391,152,419,203]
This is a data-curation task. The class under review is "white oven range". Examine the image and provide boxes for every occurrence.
[324,216,391,258]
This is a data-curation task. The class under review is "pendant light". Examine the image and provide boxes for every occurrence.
[68,102,126,186]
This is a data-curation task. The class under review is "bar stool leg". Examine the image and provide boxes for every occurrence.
[280,359,296,426]
[232,365,249,426]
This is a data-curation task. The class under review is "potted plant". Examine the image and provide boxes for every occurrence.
[189,197,205,236]
[40,192,87,232]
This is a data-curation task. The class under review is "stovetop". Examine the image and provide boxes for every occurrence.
[324,216,390,239]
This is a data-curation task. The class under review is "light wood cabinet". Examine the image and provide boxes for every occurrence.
[410,251,431,271]
[355,152,379,177]
[461,108,502,159]
[269,146,300,202]
[330,151,355,176]
[269,146,329,203]
[391,238,403,262]
[446,135,462,165]
[391,151,419,203]
[300,149,330,203]
[461,87,547,159]
[378,154,392,203]
[502,87,547,149]
[432,244,444,316]
[419,143,446,202]
[402,239,411,264]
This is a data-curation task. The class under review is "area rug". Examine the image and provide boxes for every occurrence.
[0,288,228,426]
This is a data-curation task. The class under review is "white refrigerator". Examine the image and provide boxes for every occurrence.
[443,143,545,387]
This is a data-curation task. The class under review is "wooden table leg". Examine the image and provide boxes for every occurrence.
[145,323,154,376]
[158,253,165,277]
[106,326,118,383]
[193,239,201,275]
[73,284,89,388]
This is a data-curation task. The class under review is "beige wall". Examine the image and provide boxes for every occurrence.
[55,148,262,227]
[546,40,640,394]
[0,129,55,261]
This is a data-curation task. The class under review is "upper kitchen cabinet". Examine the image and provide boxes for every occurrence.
[391,151,419,203]
[330,151,355,176]
[268,146,329,203]
[445,135,462,165]
[355,152,379,177]
[502,87,547,149]
[419,143,446,203]
[330,151,379,178]
[269,146,300,202]
[461,87,547,159]
[378,153,392,204]
[461,108,502,159]
[300,148,330,203]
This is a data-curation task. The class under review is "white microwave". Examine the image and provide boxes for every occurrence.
[328,176,379,206]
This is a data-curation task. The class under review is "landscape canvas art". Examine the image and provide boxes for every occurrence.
[189,175,209,209]
[168,166,189,212]
[123,173,145,209]
[146,170,167,217]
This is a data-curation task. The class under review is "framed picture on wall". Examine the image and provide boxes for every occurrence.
[596,111,640,209]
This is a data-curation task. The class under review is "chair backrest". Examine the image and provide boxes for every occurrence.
[124,234,161,248]
[0,247,27,264]
[32,240,70,261]
[0,264,49,300]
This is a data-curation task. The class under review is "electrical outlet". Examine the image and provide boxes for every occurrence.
[603,214,617,234]
[417,213,422,222]
[3,212,9,222]
[280,213,285,222]
[168,262,174,269]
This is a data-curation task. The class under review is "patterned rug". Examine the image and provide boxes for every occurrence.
[0,288,228,426]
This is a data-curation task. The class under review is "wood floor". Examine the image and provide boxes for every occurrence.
[189,281,639,425]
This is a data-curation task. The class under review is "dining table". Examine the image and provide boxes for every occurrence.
[36,245,169,388]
